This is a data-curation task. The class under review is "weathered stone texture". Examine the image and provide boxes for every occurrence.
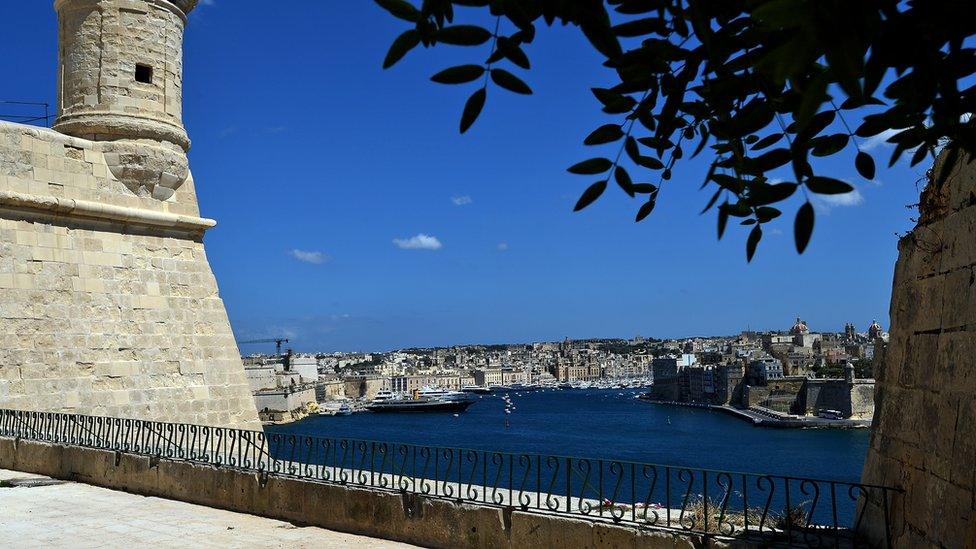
[55,0,193,149]
[0,0,258,429]
[859,150,976,548]
[0,125,257,428]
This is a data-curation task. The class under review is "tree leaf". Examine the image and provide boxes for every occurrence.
[742,147,792,173]
[717,202,730,240]
[746,223,762,262]
[806,176,854,195]
[580,13,623,60]
[750,132,784,151]
[567,158,612,175]
[749,182,797,206]
[855,151,875,180]
[615,166,635,197]
[574,180,608,212]
[701,187,722,214]
[490,69,532,94]
[431,65,485,84]
[584,124,624,145]
[794,201,815,254]
[383,30,420,69]
[624,136,640,163]
[437,25,492,46]
[809,133,849,157]
[498,38,530,69]
[635,198,656,221]
[634,154,665,170]
[459,88,486,134]
[374,0,420,22]
[755,206,781,222]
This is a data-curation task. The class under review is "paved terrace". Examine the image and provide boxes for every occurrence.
[0,469,415,549]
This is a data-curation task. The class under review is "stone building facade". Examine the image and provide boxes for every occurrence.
[859,149,976,547]
[0,0,259,429]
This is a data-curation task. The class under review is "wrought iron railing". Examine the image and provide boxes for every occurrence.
[0,409,898,546]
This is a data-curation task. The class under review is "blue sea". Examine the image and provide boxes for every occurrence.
[267,388,870,483]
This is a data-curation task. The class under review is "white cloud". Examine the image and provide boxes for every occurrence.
[860,129,899,152]
[812,188,865,213]
[288,249,329,264]
[497,242,509,251]
[451,195,473,206]
[393,234,442,250]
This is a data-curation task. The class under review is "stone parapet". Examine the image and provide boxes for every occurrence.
[0,438,708,549]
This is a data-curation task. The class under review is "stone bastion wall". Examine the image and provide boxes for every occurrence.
[859,150,976,547]
[0,121,259,429]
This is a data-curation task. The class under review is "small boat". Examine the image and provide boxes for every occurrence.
[335,403,353,416]
[460,385,491,394]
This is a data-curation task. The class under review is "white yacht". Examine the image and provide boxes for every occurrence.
[417,387,471,402]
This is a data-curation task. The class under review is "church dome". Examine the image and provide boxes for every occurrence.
[868,320,884,339]
[790,317,810,335]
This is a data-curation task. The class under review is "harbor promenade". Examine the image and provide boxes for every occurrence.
[642,400,872,428]
[0,469,414,549]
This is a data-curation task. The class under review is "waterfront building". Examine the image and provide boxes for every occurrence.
[254,386,317,422]
[244,364,277,392]
[289,355,319,383]
[748,357,785,384]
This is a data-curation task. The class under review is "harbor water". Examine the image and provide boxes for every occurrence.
[268,388,870,483]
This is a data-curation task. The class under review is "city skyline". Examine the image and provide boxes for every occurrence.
[244,315,886,354]
[3,2,921,351]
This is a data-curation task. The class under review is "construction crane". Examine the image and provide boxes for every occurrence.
[238,338,289,356]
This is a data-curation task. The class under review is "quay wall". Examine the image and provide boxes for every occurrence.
[0,438,705,549]
[858,150,976,547]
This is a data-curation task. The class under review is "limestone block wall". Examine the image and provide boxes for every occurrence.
[0,121,259,429]
[859,151,976,547]
[849,382,875,420]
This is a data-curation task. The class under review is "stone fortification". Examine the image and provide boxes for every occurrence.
[859,149,976,547]
[0,0,259,428]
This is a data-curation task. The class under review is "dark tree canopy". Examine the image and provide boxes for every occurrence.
[376,0,976,260]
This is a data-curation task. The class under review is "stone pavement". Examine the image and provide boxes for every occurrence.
[0,469,417,548]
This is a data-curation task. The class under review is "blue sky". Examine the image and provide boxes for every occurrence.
[3,2,925,351]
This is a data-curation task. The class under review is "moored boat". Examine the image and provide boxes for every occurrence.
[366,397,475,413]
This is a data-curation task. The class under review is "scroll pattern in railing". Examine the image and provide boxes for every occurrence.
[0,409,897,547]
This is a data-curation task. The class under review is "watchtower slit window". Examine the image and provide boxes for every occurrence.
[135,64,153,84]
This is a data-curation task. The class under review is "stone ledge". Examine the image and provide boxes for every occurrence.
[0,189,215,235]
[0,438,719,549]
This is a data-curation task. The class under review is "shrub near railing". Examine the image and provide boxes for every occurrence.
[0,409,899,547]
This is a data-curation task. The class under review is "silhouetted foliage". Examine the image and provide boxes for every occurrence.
[376,0,976,260]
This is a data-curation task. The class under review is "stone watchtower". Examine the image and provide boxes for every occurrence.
[55,0,193,199]
[0,0,260,428]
